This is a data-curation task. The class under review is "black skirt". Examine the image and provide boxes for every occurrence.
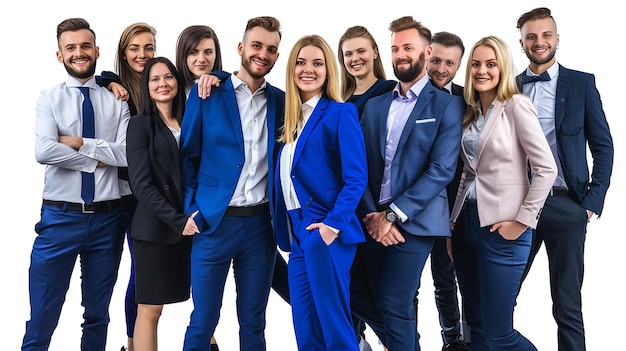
[132,236,193,304]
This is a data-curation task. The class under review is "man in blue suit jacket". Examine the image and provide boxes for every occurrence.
[350,16,463,351]
[516,8,613,351]
[180,16,285,351]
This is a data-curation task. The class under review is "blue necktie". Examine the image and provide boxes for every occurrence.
[521,71,550,84]
[78,87,95,205]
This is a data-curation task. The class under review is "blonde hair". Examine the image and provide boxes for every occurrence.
[280,35,341,144]
[463,36,519,128]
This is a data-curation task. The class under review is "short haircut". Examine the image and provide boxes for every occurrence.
[244,16,281,40]
[517,7,554,30]
[389,16,431,42]
[431,31,465,58]
[57,18,95,42]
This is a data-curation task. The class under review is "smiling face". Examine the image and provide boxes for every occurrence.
[470,45,499,101]
[391,29,428,84]
[56,28,99,83]
[520,17,559,70]
[294,45,326,102]
[341,36,377,81]
[148,62,178,105]
[186,37,216,79]
[238,26,280,80]
[124,32,155,75]
[427,42,463,88]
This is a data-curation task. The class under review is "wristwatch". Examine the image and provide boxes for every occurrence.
[385,208,399,223]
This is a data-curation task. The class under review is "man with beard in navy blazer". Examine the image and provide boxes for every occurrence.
[180,16,285,351]
[515,7,614,351]
[350,16,463,351]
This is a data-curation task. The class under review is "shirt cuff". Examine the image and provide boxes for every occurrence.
[390,203,408,223]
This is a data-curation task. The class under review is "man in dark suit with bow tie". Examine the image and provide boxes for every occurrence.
[516,7,614,351]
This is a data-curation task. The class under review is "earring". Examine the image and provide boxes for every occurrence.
[556,45,559,49]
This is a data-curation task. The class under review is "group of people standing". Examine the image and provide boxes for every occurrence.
[22,6,613,351]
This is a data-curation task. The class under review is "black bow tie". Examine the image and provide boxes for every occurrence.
[521,71,550,84]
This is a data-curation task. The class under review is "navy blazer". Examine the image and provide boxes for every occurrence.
[180,76,285,233]
[359,81,464,237]
[127,113,188,244]
[273,98,368,251]
[516,65,613,214]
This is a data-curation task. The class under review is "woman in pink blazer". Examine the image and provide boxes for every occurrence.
[449,36,557,351]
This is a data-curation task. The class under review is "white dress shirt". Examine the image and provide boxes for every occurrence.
[35,76,131,203]
[280,95,320,211]
[229,74,269,207]
[522,62,567,189]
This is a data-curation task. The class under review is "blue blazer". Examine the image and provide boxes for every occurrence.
[359,81,464,237]
[180,76,285,234]
[516,65,613,215]
[273,98,368,251]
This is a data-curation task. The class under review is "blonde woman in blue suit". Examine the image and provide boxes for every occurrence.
[274,34,368,351]
[449,36,557,351]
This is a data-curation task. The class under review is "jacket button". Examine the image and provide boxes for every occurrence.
[164,185,169,190]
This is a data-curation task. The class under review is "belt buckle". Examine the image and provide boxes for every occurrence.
[82,203,96,214]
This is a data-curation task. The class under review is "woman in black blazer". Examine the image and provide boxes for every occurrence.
[126,57,198,351]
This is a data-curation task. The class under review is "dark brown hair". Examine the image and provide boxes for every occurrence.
[244,16,282,40]
[138,57,186,125]
[175,25,223,93]
[56,18,95,43]
[517,7,554,30]
[431,31,465,57]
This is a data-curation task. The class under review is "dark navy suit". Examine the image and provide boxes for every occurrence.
[180,77,284,351]
[352,80,463,350]
[274,97,367,351]
[518,65,613,351]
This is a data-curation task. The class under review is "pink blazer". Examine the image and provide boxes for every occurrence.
[450,94,557,229]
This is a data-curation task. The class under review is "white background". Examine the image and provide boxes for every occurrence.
[1,0,622,350]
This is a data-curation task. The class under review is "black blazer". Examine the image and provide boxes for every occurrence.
[127,113,188,244]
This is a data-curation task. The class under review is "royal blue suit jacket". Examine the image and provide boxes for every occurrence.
[273,98,368,251]
[516,65,613,215]
[359,81,463,237]
[180,76,285,234]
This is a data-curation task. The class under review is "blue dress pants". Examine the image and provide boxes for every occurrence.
[22,204,125,351]
[287,209,359,351]
[521,193,588,351]
[183,212,275,351]
[351,232,434,351]
[452,199,536,351]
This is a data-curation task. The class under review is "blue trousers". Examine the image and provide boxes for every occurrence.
[183,213,275,351]
[22,204,125,351]
[521,193,588,351]
[351,232,434,351]
[287,210,359,351]
[452,200,536,351]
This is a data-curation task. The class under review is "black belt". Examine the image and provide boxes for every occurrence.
[225,203,269,217]
[43,199,122,213]
[550,187,569,196]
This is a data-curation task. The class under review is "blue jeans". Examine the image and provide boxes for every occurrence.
[452,200,536,351]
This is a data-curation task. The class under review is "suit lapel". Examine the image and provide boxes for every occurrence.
[555,66,569,130]
[476,99,504,162]
[293,97,328,168]
[223,77,245,152]
[153,115,183,197]
[378,94,393,158]
[395,86,433,154]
